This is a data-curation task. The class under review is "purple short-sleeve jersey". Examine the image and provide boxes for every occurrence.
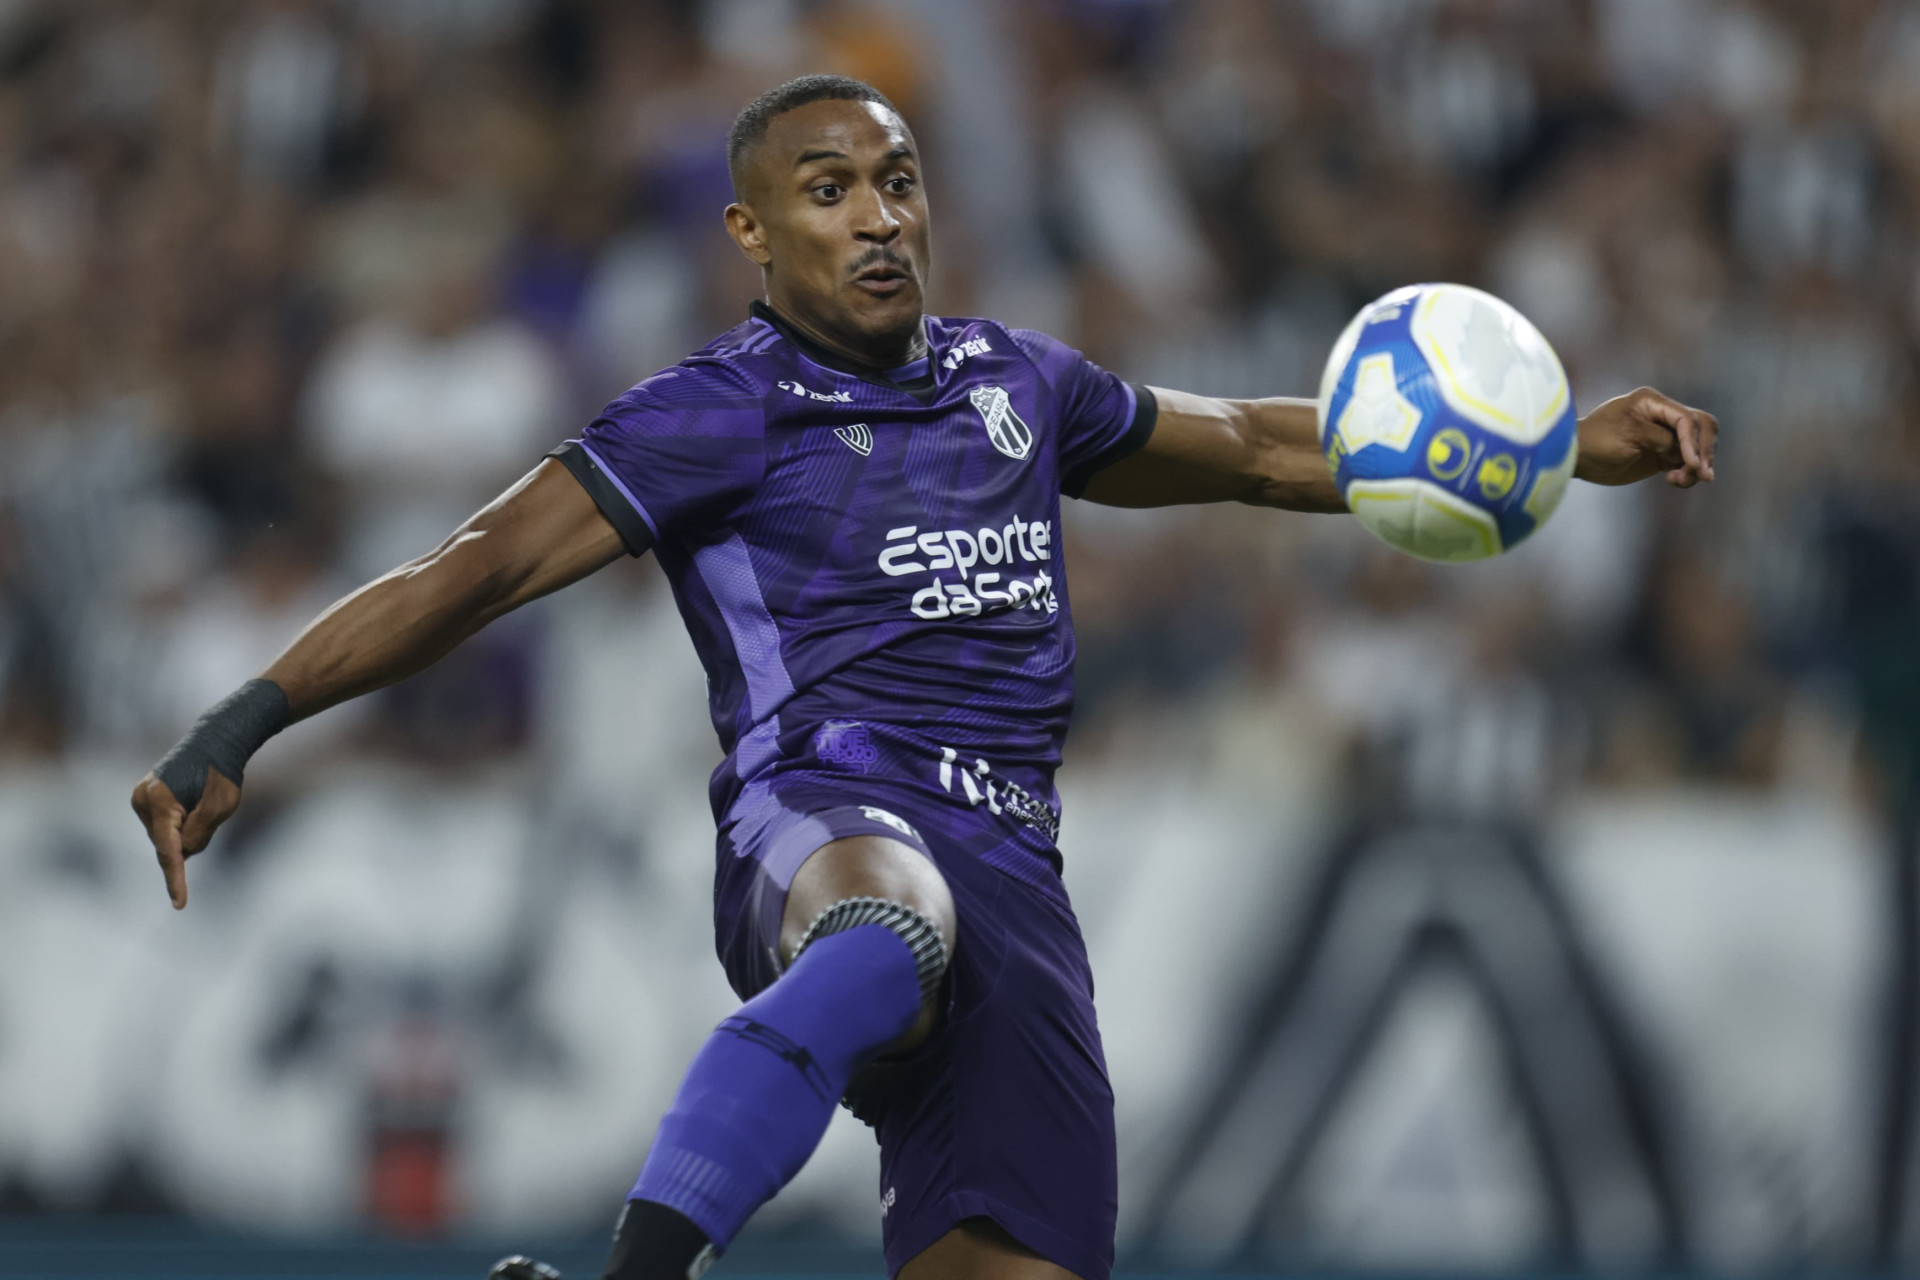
[553,303,1156,844]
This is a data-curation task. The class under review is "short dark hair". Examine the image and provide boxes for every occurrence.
[727,74,901,194]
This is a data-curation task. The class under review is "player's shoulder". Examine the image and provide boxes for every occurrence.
[598,318,782,430]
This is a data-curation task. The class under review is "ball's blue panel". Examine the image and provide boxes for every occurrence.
[1493,405,1578,548]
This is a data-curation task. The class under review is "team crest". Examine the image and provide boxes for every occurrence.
[834,423,873,456]
[968,385,1033,461]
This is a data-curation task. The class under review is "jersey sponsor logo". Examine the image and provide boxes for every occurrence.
[942,335,991,370]
[859,805,922,842]
[834,422,874,456]
[968,385,1033,460]
[778,378,853,403]
[937,748,1061,841]
[814,720,879,771]
[876,518,1059,619]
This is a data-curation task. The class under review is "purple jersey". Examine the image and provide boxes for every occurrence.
[552,302,1154,869]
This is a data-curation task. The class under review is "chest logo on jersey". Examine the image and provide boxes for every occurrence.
[834,423,873,456]
[942,335,991,370]
[778,379,853,403]
[968,385,1033,461]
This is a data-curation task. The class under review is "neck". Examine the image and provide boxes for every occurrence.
[761,296,927,372]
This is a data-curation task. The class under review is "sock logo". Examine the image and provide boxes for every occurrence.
[720,1015,831,1101]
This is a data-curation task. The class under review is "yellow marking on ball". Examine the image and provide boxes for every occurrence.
[1427,428,1471,482]
[1477,453,1517,500]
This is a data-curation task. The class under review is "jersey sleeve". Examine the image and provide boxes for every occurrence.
[550,360,766,556]
[1010,328,1159,498]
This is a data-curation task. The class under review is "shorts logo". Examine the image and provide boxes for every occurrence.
[881,1186,897,1218]
[834,423,873,456]
[860,805,921,842]
[969,385,1033,460]
[937,748,1061,842]
[814,720,879,771]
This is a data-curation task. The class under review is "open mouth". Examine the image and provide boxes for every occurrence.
[854,264,911,295]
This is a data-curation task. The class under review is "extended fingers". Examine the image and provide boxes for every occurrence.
[1695,408,1719,478]
[1637,390,1716,484]
[134,777,191,909]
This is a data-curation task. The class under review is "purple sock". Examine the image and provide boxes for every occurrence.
[629,922,923,1248]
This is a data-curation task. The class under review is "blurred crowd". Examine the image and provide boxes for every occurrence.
[0,0,1914,811]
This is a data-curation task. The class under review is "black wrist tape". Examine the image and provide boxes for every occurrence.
[152,678,291,812]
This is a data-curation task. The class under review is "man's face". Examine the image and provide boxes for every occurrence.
[726,98,931,360]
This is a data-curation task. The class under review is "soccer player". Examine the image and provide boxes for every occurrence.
[131,76,1717,1280]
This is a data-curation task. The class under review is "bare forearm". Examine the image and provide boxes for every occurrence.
[134,460,625,909]
[262,460,625,721]
[1082,386,1343,511]
[262,534,520,720]
[1228,395,1346,512]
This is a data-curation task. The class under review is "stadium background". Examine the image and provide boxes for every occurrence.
[1,0,1917,1275]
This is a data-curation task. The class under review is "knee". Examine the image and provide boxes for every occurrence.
[791,895,951,1052]
[781,835,957,1051]
[782,834,956,959]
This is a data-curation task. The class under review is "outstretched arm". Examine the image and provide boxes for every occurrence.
[131,459,628,908]
[1079,385,1718,510]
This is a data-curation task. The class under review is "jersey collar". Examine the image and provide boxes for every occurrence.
[749,300,938,400]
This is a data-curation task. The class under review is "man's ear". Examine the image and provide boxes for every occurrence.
[725,202,772,267]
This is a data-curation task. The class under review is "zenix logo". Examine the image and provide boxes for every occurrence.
[942,334,991,370]
[778,379,853,403]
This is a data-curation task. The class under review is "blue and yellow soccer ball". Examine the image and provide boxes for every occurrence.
[1316,283,1578,563]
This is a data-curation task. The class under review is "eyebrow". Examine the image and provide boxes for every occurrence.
[792,145,917,168]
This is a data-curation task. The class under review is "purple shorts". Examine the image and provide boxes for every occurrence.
[712,747,1117,1280]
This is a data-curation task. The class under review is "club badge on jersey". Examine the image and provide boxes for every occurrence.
[969,385,1034,461]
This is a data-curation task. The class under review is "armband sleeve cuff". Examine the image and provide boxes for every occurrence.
[549,441,656,557]
[1062,382,1158,498]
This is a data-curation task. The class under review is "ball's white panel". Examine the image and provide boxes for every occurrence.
[1335,352,1424,454]
[1316,306,1374,442]
[1410,285,1569,445]
[1411,484,1506,562]
[1345,478,1422,552]
[1345,479,1503,563]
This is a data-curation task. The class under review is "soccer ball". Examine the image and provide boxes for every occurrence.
[1315,283,1578,563]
